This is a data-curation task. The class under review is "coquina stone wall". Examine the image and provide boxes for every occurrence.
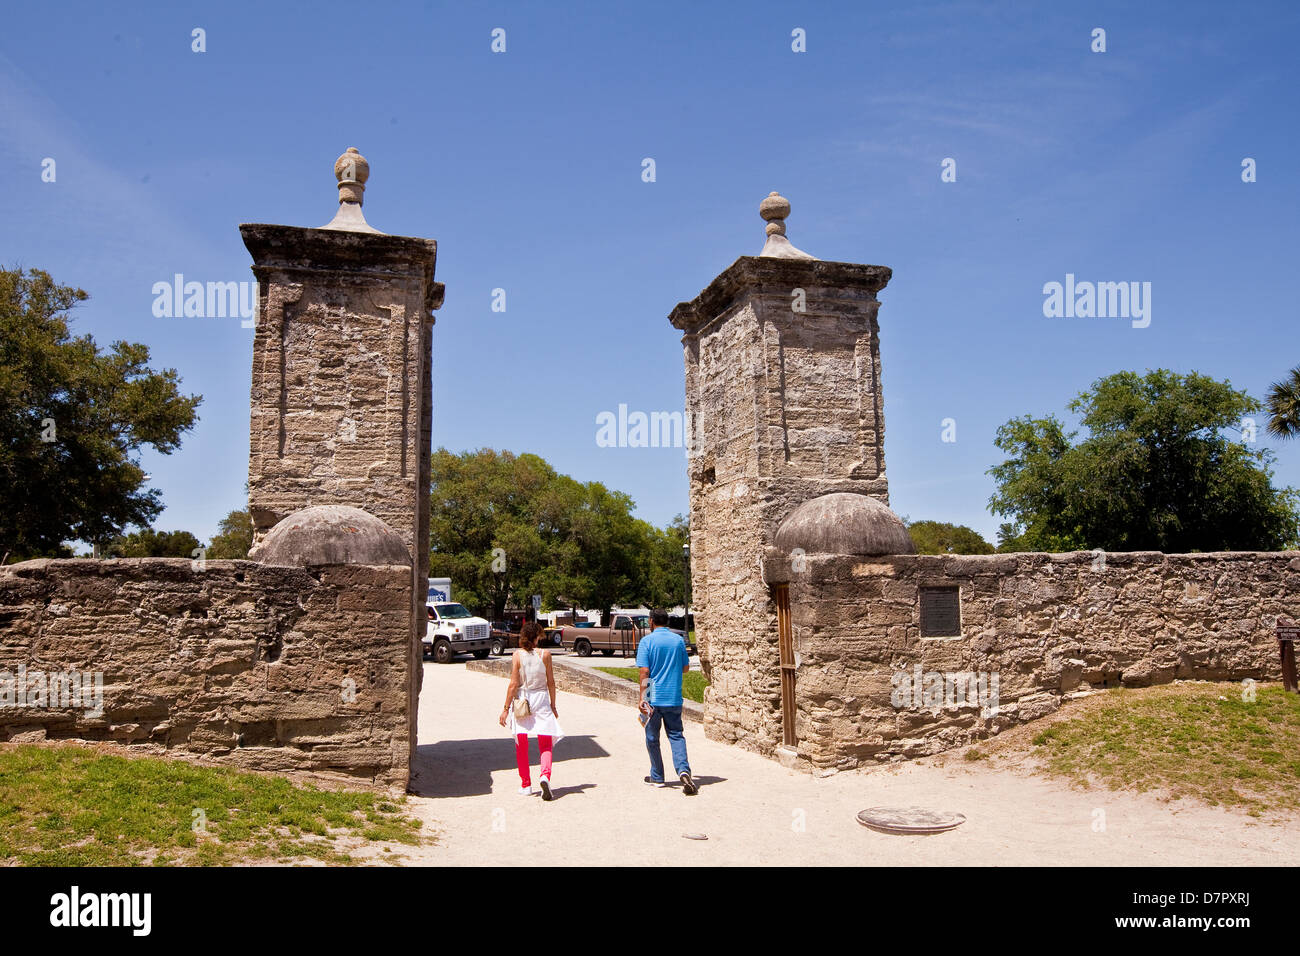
[242,224,438,680]
[0,557,414,790]
[670,256,894,759]
[242,226,438,562]
[755,549,1300,772]
[671,195,1300,776]
[239,153,444,766]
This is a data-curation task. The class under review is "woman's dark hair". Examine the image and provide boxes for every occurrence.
[520,621,542,650]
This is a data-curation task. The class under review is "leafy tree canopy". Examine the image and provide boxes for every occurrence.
[0,268,201,561]
[989,369,1299,552]
[907,520,994,555]
[207,509,253,560]
[104,528,203,558]
[428,448,687,619]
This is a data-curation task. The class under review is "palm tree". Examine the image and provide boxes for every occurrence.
[1266,366,1300,439]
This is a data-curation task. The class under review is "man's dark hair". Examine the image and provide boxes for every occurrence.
[650,608,669,626]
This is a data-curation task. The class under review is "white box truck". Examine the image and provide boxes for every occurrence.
[422,579,491,663]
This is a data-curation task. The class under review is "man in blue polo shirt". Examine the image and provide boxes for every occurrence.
[636,608,697,795]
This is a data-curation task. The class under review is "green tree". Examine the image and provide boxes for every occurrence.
[1266,365,1300,440]
[643,514,690,607]
[989,369,1299,552]
[428,448,672,619]
[0,268,201,561]
[907,520,994,555]
[104,528,204,558]
[568,480,650,616]
[207,509,253,559]
[428,449,560,619]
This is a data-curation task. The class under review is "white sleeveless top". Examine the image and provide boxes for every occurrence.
[507,649,563,740]
[519,649,548,691]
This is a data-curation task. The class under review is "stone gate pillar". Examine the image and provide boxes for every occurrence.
[668,192,904,760]
[240,148,442,728]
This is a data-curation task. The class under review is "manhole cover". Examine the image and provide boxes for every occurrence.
[856,807,966,834]
[682,832,709,841]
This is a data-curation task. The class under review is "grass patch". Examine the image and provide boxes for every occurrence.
[0,743,427,866]
[1023,683,1300,813]
[596,667,709,704]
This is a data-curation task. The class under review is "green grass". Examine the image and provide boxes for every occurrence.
[596,667,709,704]
[1024,683,1300,813]
[0,744,427,866]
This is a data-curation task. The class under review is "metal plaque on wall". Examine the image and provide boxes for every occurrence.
[919,586,961,637]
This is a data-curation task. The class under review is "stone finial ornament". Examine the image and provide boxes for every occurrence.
[334,146,370,204]
[322,146,383,234]
[758,191,816,260]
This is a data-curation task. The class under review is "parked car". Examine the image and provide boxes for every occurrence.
[559,613,694,658]
[489,615,563,655]
[424,602,492,663]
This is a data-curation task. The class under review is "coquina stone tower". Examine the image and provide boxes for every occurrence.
[669,192,910,763]
[241,147,442,668]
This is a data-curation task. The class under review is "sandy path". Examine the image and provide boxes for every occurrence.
[402,663,1300,866]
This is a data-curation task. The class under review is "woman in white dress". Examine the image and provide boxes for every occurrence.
[498,622,564,800]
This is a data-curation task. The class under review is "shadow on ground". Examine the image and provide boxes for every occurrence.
[411,735,611,798]
[652,774,727,791]
[544,783,597,800]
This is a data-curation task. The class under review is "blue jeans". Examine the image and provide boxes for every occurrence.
[645,705,690,781]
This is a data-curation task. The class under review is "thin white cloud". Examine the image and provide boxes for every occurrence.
[0,52,216,271]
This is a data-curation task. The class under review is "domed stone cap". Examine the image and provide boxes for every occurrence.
[250,505,412,567]
[775,493,915,556]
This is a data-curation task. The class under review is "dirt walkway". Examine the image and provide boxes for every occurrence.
[403,663,1300,866]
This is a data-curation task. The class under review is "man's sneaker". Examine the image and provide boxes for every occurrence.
[679,771,698,795]
[643,776,667,788]
[540,777,553,801]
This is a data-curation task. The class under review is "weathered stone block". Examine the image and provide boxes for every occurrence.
[0,558,413,790]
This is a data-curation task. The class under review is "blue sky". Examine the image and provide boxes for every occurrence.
[4,0,1298,545]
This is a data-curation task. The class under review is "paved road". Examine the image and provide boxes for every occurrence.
[403,661,1300,866]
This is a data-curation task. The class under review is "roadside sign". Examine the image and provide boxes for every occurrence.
[531,594,541,611]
